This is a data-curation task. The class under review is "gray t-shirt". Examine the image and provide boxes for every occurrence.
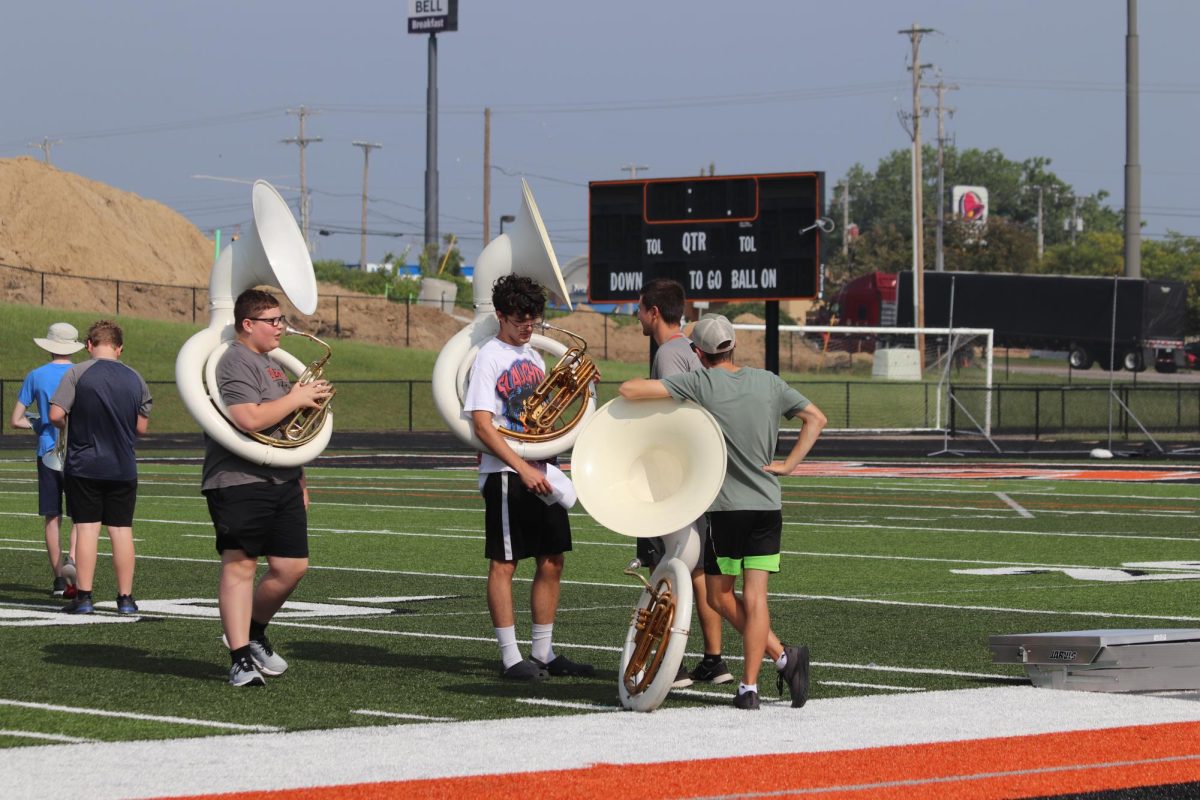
[202,341,301,490]
[651,333,700,379]
[662,367,809,511]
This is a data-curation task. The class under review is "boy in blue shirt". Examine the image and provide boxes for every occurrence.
[9,323,84,596]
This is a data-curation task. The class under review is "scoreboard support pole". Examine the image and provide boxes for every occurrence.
[765,301,780,375]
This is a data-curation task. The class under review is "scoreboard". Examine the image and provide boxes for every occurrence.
[588,172,824,303]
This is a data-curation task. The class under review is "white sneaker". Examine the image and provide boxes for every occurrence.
[60,554,76,583]
[229,656,265,687]
[221,633,289,676]
[248,637,289,676]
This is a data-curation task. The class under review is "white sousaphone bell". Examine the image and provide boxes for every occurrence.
[572,397,728,711]
[175,180,333,467]
[431,179,596,460]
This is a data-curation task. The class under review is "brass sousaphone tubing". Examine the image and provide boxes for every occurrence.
[499,322,597,443]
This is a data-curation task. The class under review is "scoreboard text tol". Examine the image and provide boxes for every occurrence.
[588,172,824,303]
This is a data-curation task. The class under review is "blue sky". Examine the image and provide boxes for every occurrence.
[2,1,1196,269]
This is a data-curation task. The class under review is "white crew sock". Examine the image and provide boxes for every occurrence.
[495,625,523,669]
[775,651,788,671]
[531,622,555,664]
[738,682,758,695]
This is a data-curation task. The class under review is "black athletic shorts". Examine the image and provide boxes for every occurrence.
[37,458,66,518]
[703,509,783,576]
[65,475,137,527]
[205,479,308,559]
[482,471,572,562]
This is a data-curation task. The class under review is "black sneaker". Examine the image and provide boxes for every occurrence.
[532,654,595,677]
[501,659,549,681]
[689,657,734,685]
[671,663,694,689]
[115,594,139,614]
[51,577,68,597]
[777,644,811,708]
[229,656,266,687]
[733,690,760,710]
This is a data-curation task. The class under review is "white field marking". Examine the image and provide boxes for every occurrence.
[670,687,736,701]
[788,480,1200,503]
[0,729,98,743]
[332,595,457,604]
[782,497,1191,519]
[0,699,281,732]
[0,607,137,627]
[951,567,1200,583]
[515,698,620,712]
[786,520,1198,543]
[772,591,1200,623]
[818,680,925,692]
[3,545,1194,625]
[996,492,1035,518]
[882,517,937,522]
[780,549,1200,573]
[351,709,456,723]
[0,537,43,544]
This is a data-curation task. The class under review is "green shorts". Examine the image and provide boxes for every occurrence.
[703,509,782,576]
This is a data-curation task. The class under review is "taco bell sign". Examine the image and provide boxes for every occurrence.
[409,0,458,33]
[952,185,989,224]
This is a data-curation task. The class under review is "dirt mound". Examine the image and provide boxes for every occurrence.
[0,157,212,285]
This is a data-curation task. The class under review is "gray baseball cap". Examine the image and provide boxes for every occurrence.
[689,313,736,355]
[34,322,85,355]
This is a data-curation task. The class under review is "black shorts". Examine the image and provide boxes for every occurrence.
[703,509,783,576]
[482,471,571,562]
[65,475,137,527]
[205,480,308,559]
[37,458,66,518]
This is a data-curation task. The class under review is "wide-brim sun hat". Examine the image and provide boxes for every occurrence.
[33,322,85,355]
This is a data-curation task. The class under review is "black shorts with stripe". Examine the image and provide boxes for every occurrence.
[482,471,572,562]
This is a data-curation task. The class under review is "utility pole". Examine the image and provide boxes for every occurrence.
[483,107,491,244]
[1033,185,1046,261]
[922,78,957,272]
[282,106,322,252]
[837,181,850,259]
[1069,194,1081,247]
[425,32,439,249]
[1124,0,1141,277]
[351,141,382,270]
[29,137,63,165]
[900,23,934,367]
[620,163,649,179]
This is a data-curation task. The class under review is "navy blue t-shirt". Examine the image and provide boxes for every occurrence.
[50,359,152,481]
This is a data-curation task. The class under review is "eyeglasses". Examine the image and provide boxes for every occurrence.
[503,316,543,331]
[249,315,287,328]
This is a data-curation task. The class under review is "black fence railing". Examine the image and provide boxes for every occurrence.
[4,379,1196,441]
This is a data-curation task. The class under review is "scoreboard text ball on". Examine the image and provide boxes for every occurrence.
[588,172,825,303]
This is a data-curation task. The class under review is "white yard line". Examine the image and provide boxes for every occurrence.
[786,520,1197,543]
[0,699,280,733]
[818,680,925,692]
[515,698,620,712]
[995,492,1035,518]
[351,709,456,723]
[0,729,98,743]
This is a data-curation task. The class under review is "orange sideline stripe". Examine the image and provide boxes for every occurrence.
[153,720,1200,800]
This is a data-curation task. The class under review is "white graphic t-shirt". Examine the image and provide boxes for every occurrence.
[462,337,547,475]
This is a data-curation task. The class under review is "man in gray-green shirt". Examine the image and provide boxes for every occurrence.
[620,313,827,710]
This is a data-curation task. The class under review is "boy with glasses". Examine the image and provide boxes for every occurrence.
[463,274,593,681]
[201,289,332,686]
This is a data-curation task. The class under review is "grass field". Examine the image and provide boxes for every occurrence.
[0,456,1197,757]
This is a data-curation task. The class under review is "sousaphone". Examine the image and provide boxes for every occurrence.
[175,180,333,467]
[572,397,727,712]
[432,179,596,460]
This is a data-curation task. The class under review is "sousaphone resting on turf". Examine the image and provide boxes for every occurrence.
[431,179,596,460]
[572,397,728,712]
[176,180,334,467]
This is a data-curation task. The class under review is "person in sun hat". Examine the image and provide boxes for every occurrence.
[9,322,84,598]
[620,313,827,710]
